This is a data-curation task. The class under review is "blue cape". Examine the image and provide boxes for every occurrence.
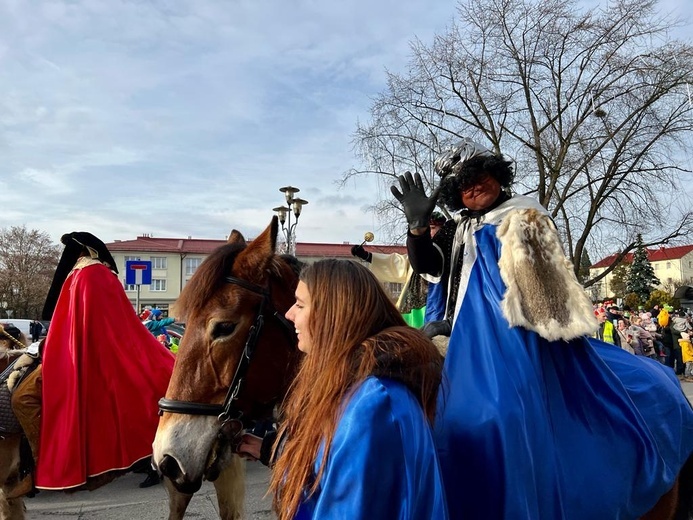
[296,377,448,519]
[435,224,693,519]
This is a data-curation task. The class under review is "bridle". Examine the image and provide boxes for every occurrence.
[157,275,296,437]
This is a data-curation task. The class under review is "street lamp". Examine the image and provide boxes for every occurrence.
[273,186,308,256]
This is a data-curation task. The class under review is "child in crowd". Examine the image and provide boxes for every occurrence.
[679,332,693,381]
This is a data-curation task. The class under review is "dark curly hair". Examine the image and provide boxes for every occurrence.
[438,155,514,211]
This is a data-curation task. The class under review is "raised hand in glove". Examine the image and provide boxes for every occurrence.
[390,171,441,232]
[421,318,451,339]
[351,244,372,263]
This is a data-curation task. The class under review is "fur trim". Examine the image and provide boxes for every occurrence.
[497,209,597,342]
[431,335,449,357]
[6,354,37,392]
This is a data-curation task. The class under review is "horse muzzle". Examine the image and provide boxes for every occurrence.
[158,454,203,494]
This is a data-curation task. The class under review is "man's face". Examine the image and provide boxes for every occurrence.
[461,174,502,211]
[430,223,442,237]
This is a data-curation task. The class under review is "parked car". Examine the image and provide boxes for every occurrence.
[166,323,185,341]
[39,320,50,337]
[2,319,32,340]
[3,319,50,340]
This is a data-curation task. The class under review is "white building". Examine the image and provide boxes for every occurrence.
[589,245,693,300]
[106,235,407,315]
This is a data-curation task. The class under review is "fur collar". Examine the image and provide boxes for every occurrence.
[497,208,597,342]
[6,354,38,392]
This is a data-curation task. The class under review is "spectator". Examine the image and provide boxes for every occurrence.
[649,304,660,320]
[266,259,448,520]
[616,319,635,354]
[11,232,175,494]
[144,309,176,342]
[679,332,693,382]
[595,307,620,347]
[391,137,693,518]
[29,320,43,343]
[670,310,691,376]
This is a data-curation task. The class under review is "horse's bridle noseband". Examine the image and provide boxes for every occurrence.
[157,275,295,435]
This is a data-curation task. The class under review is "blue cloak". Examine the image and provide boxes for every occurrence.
[435,218,693,519]
[295,377,448,519]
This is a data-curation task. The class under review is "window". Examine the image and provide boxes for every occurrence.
[666,261,671,269]
[150,279,167,292]
[151,256,167,269]
[185,257,202,276]
[124,255,141,262]
[653,264,658,270]
[149,304,169,316]
[123,282,137,291]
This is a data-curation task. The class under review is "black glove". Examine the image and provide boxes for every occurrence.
[390,171,441,231]
[351,244,372,263]
[422,319,451,339]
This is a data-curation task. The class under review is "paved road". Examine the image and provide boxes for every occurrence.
[25,462,274,519]
[683,380,693,403]
[25,382,693,519]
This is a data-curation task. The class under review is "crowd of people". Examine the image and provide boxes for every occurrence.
[2,137,693,519]
[594,302,693,380]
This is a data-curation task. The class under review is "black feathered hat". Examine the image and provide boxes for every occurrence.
[42,232,118,320]
[0,323,25,348]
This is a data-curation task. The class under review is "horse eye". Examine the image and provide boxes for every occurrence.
[212,322,237,338]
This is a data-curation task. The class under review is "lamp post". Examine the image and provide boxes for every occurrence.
[273,186,308,256]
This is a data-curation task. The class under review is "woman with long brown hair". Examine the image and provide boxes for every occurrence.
[269,259,448,519]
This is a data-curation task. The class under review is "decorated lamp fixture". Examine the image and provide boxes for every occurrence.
[273,186,308,256]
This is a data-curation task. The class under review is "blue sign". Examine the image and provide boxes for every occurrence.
[125,260,152,285]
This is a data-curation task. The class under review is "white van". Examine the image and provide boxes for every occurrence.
[1,319,47,341]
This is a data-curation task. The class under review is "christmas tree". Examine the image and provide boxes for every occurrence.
[625,234,660,303]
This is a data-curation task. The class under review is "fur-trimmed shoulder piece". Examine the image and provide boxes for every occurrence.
[497,208,597,342]
[6,353,38,392]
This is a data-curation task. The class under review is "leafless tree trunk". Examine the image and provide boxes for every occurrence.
[0,226,60,319]
[345,0,693,285]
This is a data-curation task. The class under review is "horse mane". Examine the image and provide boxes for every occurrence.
[277,254,303,279]
[174,245,303,321]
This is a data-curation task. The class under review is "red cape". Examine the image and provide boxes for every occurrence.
[36,262,175,490]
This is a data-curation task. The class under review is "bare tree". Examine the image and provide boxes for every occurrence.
[346,0,693,284]
[0,226,60,319]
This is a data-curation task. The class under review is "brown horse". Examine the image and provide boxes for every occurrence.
[0,325,29,520]
[152,217,693,520]
[153,217,302,520]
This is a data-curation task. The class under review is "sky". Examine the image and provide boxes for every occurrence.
[0,0,691,247]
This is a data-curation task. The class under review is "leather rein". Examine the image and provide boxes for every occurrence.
[157,275,295,435]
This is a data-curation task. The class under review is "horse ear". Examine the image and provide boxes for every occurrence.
[228,230,246,245]
[232,217,279,280]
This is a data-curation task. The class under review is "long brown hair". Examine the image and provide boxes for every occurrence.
[269,259,442,519]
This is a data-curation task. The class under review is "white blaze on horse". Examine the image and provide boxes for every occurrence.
[153,219,302,520]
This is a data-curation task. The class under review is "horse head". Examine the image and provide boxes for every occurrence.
[153,218,302,494]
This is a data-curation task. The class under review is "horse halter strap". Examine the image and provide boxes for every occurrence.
[158,275,292,428]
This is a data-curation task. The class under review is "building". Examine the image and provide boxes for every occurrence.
[589,245,693,300]
[106,235,407,314]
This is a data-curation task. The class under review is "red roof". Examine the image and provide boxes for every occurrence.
[105,236,407,258]
[591,245,693,269]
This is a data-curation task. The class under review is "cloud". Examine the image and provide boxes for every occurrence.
[2,0,688,247]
